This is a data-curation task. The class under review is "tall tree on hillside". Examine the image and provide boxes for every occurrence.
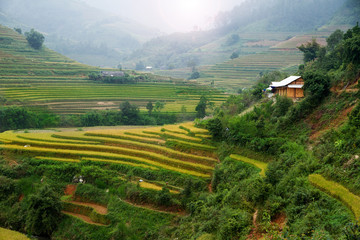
[298,39,321,63]
[25,29,45,50]
[146,101,153,115]
[195,96,208,118]
[120,101,139,125]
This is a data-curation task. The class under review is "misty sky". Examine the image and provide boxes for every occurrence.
[81,0,243,32]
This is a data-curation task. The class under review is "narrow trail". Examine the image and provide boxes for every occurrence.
[62,211,107,226]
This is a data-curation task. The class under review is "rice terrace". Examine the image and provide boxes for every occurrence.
[1,0,360,239]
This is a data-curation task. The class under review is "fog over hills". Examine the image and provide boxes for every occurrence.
[0,0,358,68]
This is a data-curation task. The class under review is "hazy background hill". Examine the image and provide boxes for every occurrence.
[0,0,160,67]
[121,0,356,70]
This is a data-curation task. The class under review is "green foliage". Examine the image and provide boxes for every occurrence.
[120,101,140,125]
[25,29,44,50]
[303,70,330,99]
[298,39,321,63]
[74,183,109,205]
[0,106,59,132]
[25,184,62,236]
[327,29,344,51]
[196,96,208,118]
[272,95,293,117]
[230,51,239,59]
[146,101,153,115]
[13,28,22,35]
[189,71,200,80]
[349,104,360,128]
[344,221,360,240]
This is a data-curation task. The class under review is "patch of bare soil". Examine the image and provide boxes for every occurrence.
[18,194,24,202]
[69,201,108,215]
[208,183,213,193]
[247,211,287,240]
[309,105,355,141]
[62,211,107,226]
[64,184,76,196]
[97,101,115,106]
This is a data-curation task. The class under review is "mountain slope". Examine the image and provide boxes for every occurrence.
[0,0,160,67]
[0,25,226,115]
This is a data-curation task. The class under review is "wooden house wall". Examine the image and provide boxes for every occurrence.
[295,88,304,98]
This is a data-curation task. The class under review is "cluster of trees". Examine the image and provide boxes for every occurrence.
[88,72,149,84]
[80,101,177,127]
[0,106,58,132]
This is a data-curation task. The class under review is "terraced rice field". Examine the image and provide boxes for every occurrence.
[0,227,29,240]
[309,174,360,220]
[0,122,217,179]
[198,50,302,92]
[0,25,227,114]
[230,154,268,177]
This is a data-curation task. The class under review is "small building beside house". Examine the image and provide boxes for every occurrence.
[270,76,304,98]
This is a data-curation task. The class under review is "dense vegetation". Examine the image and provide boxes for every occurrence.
[189,24,360,239]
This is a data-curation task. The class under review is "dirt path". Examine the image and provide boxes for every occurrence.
[247,211,287,240]
[208,182,213,193]
[62,211,107,226]
[64,184,76,196]
[122,199,186,216]
[69,201,108,215]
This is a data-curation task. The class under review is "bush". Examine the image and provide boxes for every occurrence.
[25,29,44,50]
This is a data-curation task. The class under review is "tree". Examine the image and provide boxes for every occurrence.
[146,101,153,115]
[298,39,321,63]
[154,101,165,112]
[120,101,139,125]
[25,184,62,236]
[13,27,22,34]
[188,71,200,80]
[230,51,239,59]
[326,29,343,51]
[303,70,330,100]
[25,29,45,50]
[195,96,208,118]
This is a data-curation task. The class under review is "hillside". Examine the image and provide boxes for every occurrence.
[0,0,159,67]
[0,25,226,118]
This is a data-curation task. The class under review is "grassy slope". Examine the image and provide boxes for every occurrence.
[0,227,29,240]
[0,25,226,114]
[309,174,360,220]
